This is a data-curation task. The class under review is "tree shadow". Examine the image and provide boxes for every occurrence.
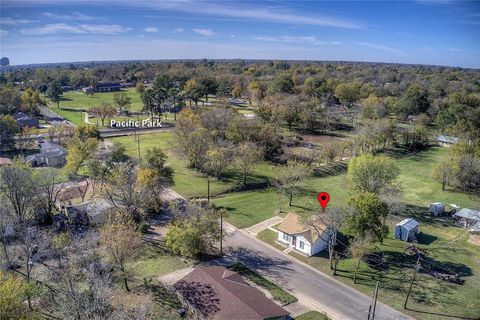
[174,281,221,317]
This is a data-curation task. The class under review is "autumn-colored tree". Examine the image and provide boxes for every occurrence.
[235,142,262,186]
[272,160,310,207]
[99,218,142,292]
[90,103,117,126]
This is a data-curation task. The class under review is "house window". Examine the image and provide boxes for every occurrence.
[299,241,304,250]
[282,232,290,242]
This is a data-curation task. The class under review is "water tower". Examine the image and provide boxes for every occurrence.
[0,57,9,75]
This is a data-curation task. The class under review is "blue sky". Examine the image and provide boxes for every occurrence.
[1,0,479,68]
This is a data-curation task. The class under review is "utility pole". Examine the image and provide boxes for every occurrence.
[404,257,421,309]
[220,210,223,255]
[137,134,141,160]
[207,178,210,203]
[367,281,379,320]
[372,281,379,319]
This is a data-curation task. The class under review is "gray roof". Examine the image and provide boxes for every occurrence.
[396,218,419,231]
[454,208,480,221]
[437,135,459,144]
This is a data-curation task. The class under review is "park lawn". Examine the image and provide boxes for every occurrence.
[229,263,297,306]
[111,132,236,198]
[48,106,88,126]
[295,311,330,320]
[58,88,143,111]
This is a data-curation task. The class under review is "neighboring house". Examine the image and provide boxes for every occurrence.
[55,180,93,209]
[173,266,289,320]
[454,208,480,228]
[429,202,445,216]
[276,212,331,256]
[437,135,459,147]
[13,112,39,128]
[95,82,121,92]
[25,140,66,167]
[393,218,419,242]
[65,199,114,226]
[0,157,12,166]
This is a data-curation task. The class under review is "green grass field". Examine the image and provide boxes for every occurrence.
[58,88,143,111]
[295,311,330,320]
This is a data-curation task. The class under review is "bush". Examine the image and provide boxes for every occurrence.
[139,222,150,233]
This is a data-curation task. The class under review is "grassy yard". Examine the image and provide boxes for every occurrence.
[257,228,287,251]
[295,311,330,320]
[229,263,297,306]
[58,88,143,111]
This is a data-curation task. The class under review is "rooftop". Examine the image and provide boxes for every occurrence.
[276,212,327,244]
[455,208,480,222]
[396,218,419,230]
[174,266,288,320]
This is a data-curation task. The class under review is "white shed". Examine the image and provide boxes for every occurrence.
[394,218,419,242]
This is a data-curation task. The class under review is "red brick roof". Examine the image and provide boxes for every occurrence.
[174,266,289,320]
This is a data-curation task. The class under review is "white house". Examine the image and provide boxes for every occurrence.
[275,212,332,256]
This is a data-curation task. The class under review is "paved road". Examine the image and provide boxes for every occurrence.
[222,228,412,320]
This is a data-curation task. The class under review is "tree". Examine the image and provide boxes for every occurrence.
[235,142,261,186]
[46,80,63,108]
[272,161,310,207]
[65,137,99,177]
[90,103,117,126]
[309,207,345,272]
[349,237,372,284]
[347,154,399,195]
[0,115,20,151]
[198,76,218,102]
[165,203,222,258]
[361,94,387,119]
[0,159,35,225]
[0,271,31,319]
[345,192,389,243]
[182,79,204,106]
[103,162,149,222]
[17,126,39,154]
[205,146,232,178]
[33,168,64,224]
[21,88,45,115]
[135,82,145,94]
[396,84,430,116]
[99,218,142,292]
[113,92,132,115]
[142,147,174,185]
[269,73,294,94]
[335,82,361,107]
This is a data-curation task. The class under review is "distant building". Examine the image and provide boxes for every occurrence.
[25,140,66,167]
[13,112,39,128]
[173,266,289,320]
[393,218,419,242]
[275,212,332,256]
[437,135,459,147]
[94,82,121,92]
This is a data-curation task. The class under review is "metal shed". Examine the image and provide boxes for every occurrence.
[394,218,419,242]
[429,202,445,216]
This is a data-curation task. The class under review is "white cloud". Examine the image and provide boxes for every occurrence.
[0,17,37,25]
[254,35,341,46]
[0,29,9,37]
[149,1,363,29]
[192,28,213,36]
[355,41,408,56]
[144,27,158,33]
[20,23,131,35]
[173,27,185,33]
[449,47,462,52]
[44,12,96,21]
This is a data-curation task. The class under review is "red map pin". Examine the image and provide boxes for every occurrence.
[317,192,330,212]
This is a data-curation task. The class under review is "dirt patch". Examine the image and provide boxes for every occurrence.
[468,234,480,246]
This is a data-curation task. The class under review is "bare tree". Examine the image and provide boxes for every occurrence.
[0,159,35,225]
[0,196,15,271]
[33,168,65,224]
[308,207,346,272]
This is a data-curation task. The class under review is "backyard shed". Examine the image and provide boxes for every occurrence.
[394,218,419,242]
[429,202,445,216]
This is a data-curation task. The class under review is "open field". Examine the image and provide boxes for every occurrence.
[58,88,143,111]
